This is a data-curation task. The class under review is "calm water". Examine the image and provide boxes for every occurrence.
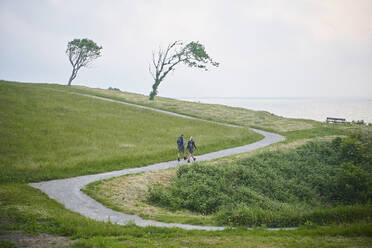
[180,97,372,124]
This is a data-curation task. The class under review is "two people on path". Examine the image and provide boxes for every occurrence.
[177,134,197,163]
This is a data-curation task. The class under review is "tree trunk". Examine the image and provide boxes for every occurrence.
[67,69,76,86]
[149,78,161,100]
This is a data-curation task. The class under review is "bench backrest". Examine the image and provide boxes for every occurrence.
[326,117,346,122]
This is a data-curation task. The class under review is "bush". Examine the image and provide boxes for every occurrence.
[147,135,372,227]
[108,87,120,91]
[215,204,303,227]
[334,162,371,204]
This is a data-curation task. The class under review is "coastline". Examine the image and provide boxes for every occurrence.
[178,97,372,124]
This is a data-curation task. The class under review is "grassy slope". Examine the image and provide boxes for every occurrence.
[0,81,261,183]
[43,84,351,142]
[1,80,371,247]
[54,84,320,132]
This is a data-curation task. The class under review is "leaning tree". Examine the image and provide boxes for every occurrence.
[66,38,102,86]
[148,41,219,100]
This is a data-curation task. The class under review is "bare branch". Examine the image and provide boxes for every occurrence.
[152,51,158,69]
[148,64,155,80]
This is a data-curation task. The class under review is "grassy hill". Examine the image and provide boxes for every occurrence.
[1,80,371,248]
[41,83,352,142]
[0,81,261,183]
[47,84,323,132]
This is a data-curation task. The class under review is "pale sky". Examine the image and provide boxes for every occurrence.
[1,0,371,98]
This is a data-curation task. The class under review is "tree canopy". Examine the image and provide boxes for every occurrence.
[149,41,219,100]
[66,38,102,86]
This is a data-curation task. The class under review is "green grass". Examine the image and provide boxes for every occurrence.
[1,80,372,247]
[0,80,261,183]
[282,125,346,143]
[1,183,371,247]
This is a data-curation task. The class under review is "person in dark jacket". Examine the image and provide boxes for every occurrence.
[177,134,186,162]
[187,136,197,163]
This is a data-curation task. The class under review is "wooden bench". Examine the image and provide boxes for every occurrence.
[326,117,346,123]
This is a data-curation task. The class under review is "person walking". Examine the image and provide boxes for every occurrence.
[187,136,197,163]
[177,134,186,162]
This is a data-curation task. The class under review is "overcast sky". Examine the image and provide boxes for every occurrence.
[0,0,371,98]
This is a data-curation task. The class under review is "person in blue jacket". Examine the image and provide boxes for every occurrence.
[177,134,186,162]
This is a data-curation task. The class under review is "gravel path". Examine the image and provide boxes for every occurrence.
[30,93,285,231]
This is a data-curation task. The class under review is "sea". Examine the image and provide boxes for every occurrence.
[179,97,372,124]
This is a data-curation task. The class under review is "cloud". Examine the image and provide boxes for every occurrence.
[0,0,371,97]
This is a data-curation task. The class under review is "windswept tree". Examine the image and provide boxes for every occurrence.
[66,38,102,86]
[149,41,219,100]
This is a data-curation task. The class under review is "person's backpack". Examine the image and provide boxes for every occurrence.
[177,136,183,146]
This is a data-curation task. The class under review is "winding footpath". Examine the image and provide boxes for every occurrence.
[30,92,285,231]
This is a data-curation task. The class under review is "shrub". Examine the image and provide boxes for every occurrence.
[335,162,371,204]
[147,135,372,227]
